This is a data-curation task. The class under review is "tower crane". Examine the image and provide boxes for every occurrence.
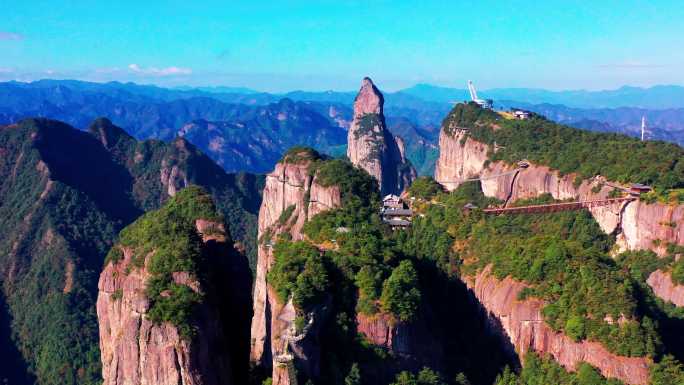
[467,80,493,109]
[468,80,479,102]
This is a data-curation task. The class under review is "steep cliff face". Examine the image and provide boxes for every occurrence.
[434,129,489,193]
[432,116,684,381]
[347,77,416,195]
[97,188,242,385]
[97,246,231,385]
[434,126,684,309]
[250,151,341,384]
[356,311,442,370]
[466,266,651,385]
[435,126,684,253]
[647,269,684,307]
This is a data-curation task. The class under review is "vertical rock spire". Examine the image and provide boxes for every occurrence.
[347,77,416,195]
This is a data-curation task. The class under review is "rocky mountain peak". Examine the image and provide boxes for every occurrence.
[347,77,416,195]
[354,76,383,117]
[97,187,243,385]
[87,117,133,149]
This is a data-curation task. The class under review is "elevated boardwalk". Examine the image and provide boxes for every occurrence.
[482,197,635,215]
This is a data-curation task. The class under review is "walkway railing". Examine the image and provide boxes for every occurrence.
[482,197,634,215]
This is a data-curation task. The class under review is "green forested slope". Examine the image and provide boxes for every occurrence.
[0,118,261,385]
[263,151,515,385]
[444,102,684,191]
[403,180,684,383]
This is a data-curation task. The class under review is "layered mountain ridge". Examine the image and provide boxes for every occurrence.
[0,118,260,385]
[5,86,684,385]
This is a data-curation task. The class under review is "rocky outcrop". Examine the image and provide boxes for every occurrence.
[97,218,235,385]
[647,269,684,307]
[434,129,489,193]
[618,201,684,253]
[434,120,684,380]
[434,126,684,253]
[250,154,341,384]
[347,77,416,195]
[159,140,192,197]
[435,125,684,309]
[356,311,441,362]
[466,266,651,385]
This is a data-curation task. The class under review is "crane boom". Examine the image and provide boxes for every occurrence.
[466,80,493,109]
[468,80,479,101]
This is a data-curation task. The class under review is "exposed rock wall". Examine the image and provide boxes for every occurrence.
[435,128,684,307]
[97,220,234,385]
[434,129,489,193]
[356,311,441,363]
[647,269,684,307]
[249,157,341,384]
[434,124,684,380]
[466,266,651,385]
[435,127,684,254]
[347,77,416,195]
[619,201,684,253]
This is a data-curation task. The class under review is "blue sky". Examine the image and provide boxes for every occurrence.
[2,0,683,92]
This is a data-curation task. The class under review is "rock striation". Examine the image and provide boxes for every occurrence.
[250,152,341,385]
[347,77,416,195]
[466,266,651,385]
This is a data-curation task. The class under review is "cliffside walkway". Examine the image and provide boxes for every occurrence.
[482,197,635,215]
[438,168,522,185]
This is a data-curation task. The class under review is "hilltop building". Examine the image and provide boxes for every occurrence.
[381,194,412,229]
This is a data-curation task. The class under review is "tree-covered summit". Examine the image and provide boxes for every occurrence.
[107,186,223,338]
[0,118,261,385]
[445,102,684,191]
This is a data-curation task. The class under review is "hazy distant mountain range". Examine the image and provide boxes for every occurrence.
[1,79,684,175]
[401,83,684,109]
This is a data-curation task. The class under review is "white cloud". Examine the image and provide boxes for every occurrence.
[128,63,192,76]
[0,67,13,73]
[0,32,24,41]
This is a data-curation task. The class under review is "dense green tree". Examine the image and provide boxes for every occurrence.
[267,241,328,310]
[650,355,684,385]
[453,372,471,385]
[390,368,446,385]
[344,363,361,385]
[496,354,624,385]
[380,260,421,322]
[408,176,445,200]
